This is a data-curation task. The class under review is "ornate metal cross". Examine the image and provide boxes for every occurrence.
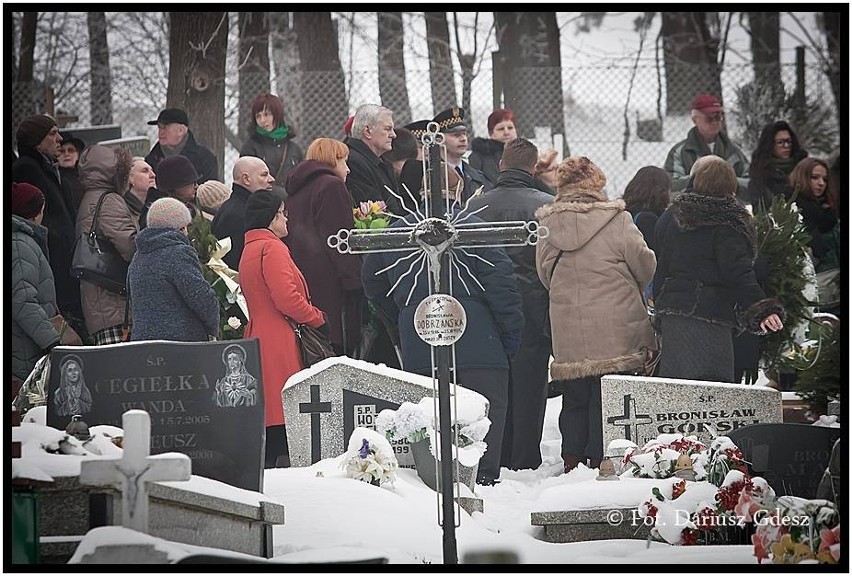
[328,123,547,564]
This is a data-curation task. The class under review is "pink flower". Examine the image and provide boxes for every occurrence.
[819,525,841,561]
[734,487,762,523]
[752,530,772,563]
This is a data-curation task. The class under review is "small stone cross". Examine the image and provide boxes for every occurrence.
[79,410,191,533]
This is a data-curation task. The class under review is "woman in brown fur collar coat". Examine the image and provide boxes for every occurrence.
[536,156,656,474]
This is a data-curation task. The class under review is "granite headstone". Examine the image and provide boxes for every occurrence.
[283,357,488,468]
[728,423,841,500]
[46,339,265,491]
[601,375,782,452]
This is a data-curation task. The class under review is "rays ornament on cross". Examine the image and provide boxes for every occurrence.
[327,121,548,565]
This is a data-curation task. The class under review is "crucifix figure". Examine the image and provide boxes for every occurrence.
[79,410,191,533]
[329,123,547,564]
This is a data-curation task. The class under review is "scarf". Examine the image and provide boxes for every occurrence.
[256,123,290,141]
[162,132,189,157]
[770,155,800,176]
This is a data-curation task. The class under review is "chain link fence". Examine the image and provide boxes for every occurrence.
[13,60,836,195]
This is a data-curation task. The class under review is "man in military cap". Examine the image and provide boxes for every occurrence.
[431,106,491,202]
[145,107,218,184]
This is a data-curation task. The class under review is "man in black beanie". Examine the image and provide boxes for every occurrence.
[13,115,84,332]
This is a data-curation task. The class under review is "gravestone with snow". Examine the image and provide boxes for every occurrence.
[282,357,488,468]
[600,374,782,453]
[46,339,265,491]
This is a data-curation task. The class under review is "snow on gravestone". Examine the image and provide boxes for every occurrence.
[46,340,265,492]
[282,357,489,468]
[600,374,782,451]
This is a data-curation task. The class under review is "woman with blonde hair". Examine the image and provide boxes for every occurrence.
[284,138,364,356]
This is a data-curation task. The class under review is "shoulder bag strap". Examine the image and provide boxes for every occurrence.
[276,141,291,182]
[548,249,565,283]
[88,191,113,239]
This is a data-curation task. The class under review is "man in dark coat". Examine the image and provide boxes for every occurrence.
[145,108,218,184]
[13,114,83,324]
[211,156,275,270]
[345,103,399,212]
[468,138,554,471]
[362,203,524,485]
[432,106,492,202]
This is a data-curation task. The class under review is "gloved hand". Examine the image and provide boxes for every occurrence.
[501,329,522,357]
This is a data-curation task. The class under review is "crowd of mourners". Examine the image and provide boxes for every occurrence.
[11,91,841,483]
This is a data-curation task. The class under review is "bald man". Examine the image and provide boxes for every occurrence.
[212,157,275,270]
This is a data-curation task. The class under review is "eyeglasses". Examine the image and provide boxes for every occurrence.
[774,139,793,147]
[704,113,724,123]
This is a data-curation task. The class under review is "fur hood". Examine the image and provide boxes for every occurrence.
[671,193,756,254]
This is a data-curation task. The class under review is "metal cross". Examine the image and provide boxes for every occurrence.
[328,122,547,565]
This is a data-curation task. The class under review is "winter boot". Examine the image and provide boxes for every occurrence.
[562,453,584,474]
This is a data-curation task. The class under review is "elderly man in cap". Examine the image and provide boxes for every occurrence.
[58,132,86,209]
[13,115,83,327]
[663,93,750,198]
[212,156,276,270]
[346,103,399,211]
[145,107,218,184]
[431,106,491,202]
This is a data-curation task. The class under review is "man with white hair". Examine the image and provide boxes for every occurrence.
[345,103,399,211]
[145,107,218,184]
[212,156,275,270]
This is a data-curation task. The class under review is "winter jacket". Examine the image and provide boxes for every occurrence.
[627,208,662,255]
[284,160,363,350]
[796,195,840,272]
[456,160,493,202]
[59,166,86,211]
[240,228,326,426]
[13,146,81,317]
[362,212,524,375]
[536,196,656,381]
[468,169,554,341]
[652,193,784,331]
[145,130,218,184]
[663,127,750,197]
[748,153,805,212]
[345,138,399,211]
[468,137,504,185]
[211,184,252,271]
[76,146,139,334]
[128,227,220,342]
[240,131,304,198]
[12,215,61,381]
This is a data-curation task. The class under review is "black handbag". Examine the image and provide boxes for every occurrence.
[71,192,129,295]
[286,318,336,367]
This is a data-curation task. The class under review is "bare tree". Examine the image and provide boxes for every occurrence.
[268,13,302,141]
[744,12,783,96]
[820,12,841,111]
[493,13,566,148]
[451,12,494,138]
[238,12,270,145]
[17,12,36,83]
[378,12,411,125]
[167,12,228,180]
[660,13,723,113]
[87,11,113,125]
[293,12,348,144]
[425,12,458,111]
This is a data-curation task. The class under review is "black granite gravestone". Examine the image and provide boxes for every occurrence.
[728,423,841,500]
[46,339,265,492]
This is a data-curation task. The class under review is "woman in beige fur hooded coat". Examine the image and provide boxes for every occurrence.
[535,156,656,474]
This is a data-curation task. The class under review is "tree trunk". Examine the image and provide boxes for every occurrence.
[821,11,841,112]
[18,12,36,82]
[493,12,566,147]
[293,12,348,144]
[238,12,271,146]
[167,12,228,181]
[378,12,411,125]
[747,12,783,97]
[660,13,722,114]
[87,11,113,125]
[268,13,302,142]
[425,12,457,112]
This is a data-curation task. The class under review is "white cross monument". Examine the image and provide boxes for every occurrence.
[79,410,192,533]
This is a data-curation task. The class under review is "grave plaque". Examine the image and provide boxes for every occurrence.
[46,339,265,492]
[728,423,841,500]
[283,357,488,468]
[601,375,782,452]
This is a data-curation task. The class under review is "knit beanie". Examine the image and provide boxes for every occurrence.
[196,180,231,212]
[16,115,57,149]
[245,189,286,231]
[146,197,192,230]
[11,182,46,219]
[156,155,199,192]
[555,156,608,201]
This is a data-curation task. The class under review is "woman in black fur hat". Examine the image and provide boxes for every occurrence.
[653,156,785,383]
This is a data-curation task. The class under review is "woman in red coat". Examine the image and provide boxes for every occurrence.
[240,189,326,468]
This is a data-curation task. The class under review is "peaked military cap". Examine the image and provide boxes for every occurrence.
[432,106,466,133]
[405,119,431,139]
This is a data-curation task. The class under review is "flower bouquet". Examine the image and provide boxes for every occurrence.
[340,427,398,487]
[353,200,389,230]
[205,237,249,340]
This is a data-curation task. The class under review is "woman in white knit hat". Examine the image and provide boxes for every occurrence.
[196,179,232,221]
[128,197,220,342]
